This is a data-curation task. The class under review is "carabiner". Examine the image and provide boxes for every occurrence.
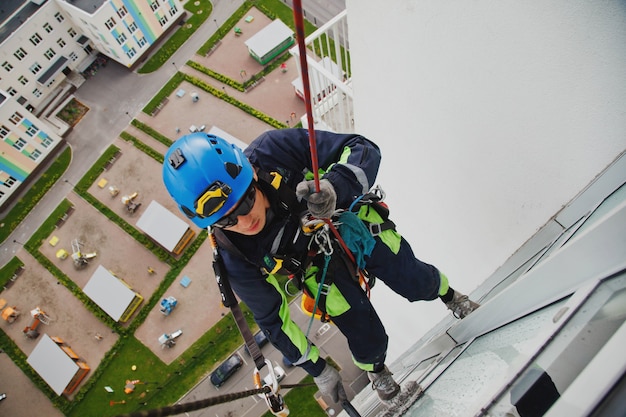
[253,360,290,416]
[314,227,334,256]
[254,359,278,395]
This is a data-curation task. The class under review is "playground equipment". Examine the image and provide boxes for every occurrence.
[124,379,144,394]
[159,296,178,316]
[0,299,20,323]
[121,191,141,214]
[158,329,183,348]
[71,239,97,269]
[108,185,120,197]
[23,307,51,339]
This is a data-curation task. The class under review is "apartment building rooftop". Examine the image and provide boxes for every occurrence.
[58,0,107,14]
[0,0,42,44]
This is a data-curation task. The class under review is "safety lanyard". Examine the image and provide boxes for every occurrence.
[209,231,289,416]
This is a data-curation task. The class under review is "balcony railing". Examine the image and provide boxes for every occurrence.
[290,10,354,133]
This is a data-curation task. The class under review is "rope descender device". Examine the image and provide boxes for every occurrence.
[254,359,290,416]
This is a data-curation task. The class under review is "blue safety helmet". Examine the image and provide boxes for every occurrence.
[162,133,254,228]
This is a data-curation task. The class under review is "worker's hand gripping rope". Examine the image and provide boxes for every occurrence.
[296,179,337,219]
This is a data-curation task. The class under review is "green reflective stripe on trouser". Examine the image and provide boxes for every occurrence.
[357,205,402,254]
[352,358,376,372]
[266,275,320,363]
[304,266,351,316]
[438,272,450,296]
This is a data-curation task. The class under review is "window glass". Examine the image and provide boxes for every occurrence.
[485,273,626,416]
[30,33,43,45]
[406,301,566,417]
[105,18,116,30]
[29,63,42,75]
[567,183,626,241]
[14,47,28,60]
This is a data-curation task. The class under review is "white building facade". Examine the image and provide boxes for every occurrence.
[0,90,64,207]
[1,0,95,114]
[0,0,183,116]
[57,0,183,69]
[0,0,183,210]
[343,0,626,348]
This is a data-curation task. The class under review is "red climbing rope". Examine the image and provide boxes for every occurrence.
[292,0,321,193]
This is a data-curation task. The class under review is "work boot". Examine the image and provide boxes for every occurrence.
[368,366,400,402]
[446,290,480,319]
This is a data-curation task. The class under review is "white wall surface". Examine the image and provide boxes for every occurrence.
[346,0,626,360]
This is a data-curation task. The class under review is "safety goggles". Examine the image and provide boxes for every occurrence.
[212,183,257,228]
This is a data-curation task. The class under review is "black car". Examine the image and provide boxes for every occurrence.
[210,353,243,387]
[244,330,269,356]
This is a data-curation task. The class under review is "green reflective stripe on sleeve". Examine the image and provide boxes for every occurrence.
[438,272,449,296]
[324,146,351,176]
[357,205,401,254]
[305,147,351,181]
[304,266,351,316]
[265,275,320,363]
[305,168,327,181]
[338,146,352,164]
[352,357,376,372]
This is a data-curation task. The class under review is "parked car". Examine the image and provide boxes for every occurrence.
[263,365,286,386]
[210,353,243,388]
[244,330,269,356]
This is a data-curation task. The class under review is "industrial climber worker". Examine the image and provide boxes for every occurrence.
[162,129,479,404]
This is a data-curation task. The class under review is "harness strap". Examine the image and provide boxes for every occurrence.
[257,169,299,213]
[362,218,396,236]
[305,253,332,336]
[350,189,397,237]
[209,232,266,370]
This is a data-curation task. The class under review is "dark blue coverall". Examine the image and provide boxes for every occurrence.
[218,129,442,377]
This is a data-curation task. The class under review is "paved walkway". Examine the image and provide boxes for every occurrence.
[0,0,245,267]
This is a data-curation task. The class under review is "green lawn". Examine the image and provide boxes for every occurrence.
[138,0,213,73]
[1,1,336,416]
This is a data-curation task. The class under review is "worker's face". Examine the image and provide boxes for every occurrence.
[220,186,269,235]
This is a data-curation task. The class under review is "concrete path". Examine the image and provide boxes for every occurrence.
[0,0,244,267]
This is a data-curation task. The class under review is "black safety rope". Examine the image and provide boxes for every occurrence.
[113,383,365,417]
[113,387,271,417]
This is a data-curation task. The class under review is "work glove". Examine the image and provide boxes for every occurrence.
[296,179,337,219]
[314,363,347,403]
